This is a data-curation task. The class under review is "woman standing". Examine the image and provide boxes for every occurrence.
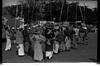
[5,27,11,51]
[31,30,45,62]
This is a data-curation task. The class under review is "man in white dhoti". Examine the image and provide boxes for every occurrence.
[53,41,59,54]
[45,51,53,59]
[45,39,54,59]
[16,28,25,56]
[45,28,55,59]
[5,27,11,51]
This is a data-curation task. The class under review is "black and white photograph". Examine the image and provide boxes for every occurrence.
[2,0,98,63]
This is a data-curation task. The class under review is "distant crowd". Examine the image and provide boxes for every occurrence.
[2,21,97,62]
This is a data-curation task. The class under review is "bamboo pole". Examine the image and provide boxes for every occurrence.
[21,4,23,18]
[76,3,77,21]
[35,0,37,22]
[67,4,69,21]
[15,5,18,30]
[50,0,52,21]
[59,0,65,22]
[79,5,84,22]
[84,2,86,23]
[27,1,30,24]
[32,0,35,23]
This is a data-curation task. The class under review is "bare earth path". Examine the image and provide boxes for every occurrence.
[2,32,97,63]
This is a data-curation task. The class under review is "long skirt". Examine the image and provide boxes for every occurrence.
[34,41,43,61]
[41,42,46,53]
[5,38,11,51]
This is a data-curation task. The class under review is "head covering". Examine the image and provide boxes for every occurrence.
[33,27,41,34]
[17,28,19,30]
[12,27,15,29]
[28,27,31,30]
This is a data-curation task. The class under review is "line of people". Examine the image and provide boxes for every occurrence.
[4,24,89,62]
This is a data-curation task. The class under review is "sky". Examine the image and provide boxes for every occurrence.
[67,1,97,9]
[3,0,97,9]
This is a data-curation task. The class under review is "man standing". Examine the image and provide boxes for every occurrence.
[5,27,11,51]
[56,29,65,52]
[10,27,16,45]
[81,23,88,41]
[23,27,31,55]
[68,25,77,49]
[73,25,80,43]
[16,28,25,57]
[45,28,55,59]
[53,29,60,54]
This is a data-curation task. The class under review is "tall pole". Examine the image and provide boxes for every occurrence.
[67,4,69,21]
[50,0,52,21]
[59,0,65,22]
[35,0,37,22]
[32,0,35,22]
[27,2,30,24]
[21,4,23,17]
[76,3,77,21]
[84,2,86,23]
[79,5,84,22]
[15,5,18,30]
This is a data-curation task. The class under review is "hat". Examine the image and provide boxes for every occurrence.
[28,27,31,29]
[24,24,27,26]
[12,27,15,29]
[17,28,19,30]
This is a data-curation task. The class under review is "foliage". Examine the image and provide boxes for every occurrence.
[2,0,97,24]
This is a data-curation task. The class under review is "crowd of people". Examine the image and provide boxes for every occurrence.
[2,21,97,62]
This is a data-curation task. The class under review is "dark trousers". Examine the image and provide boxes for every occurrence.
[45,39,54,51]
[83,30,88,41]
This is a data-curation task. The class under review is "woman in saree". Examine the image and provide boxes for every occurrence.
[30,29,46,62]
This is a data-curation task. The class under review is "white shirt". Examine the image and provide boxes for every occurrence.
[73,28,79,35]
[83,27,87,29]
[6,30,10,39]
